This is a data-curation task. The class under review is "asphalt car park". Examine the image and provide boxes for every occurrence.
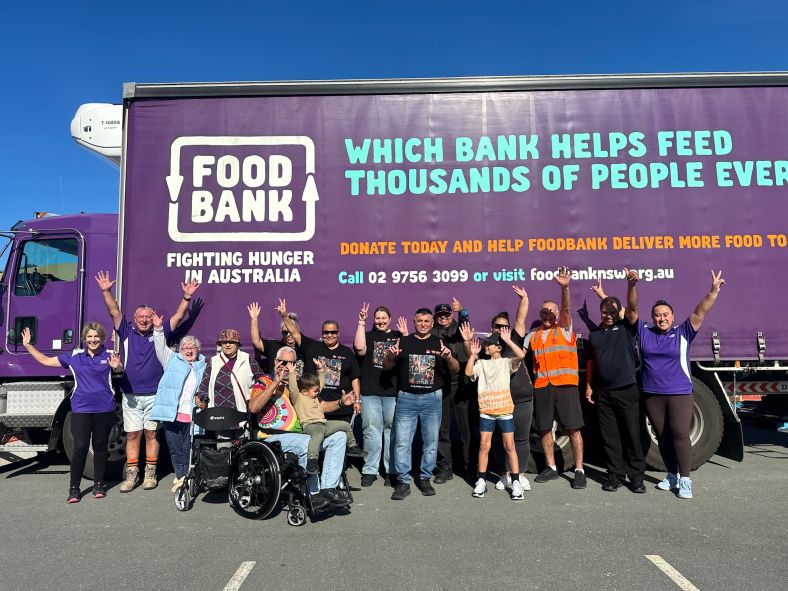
[0,422,785,591]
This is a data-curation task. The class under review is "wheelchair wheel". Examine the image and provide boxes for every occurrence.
[175,483,191,512]
[286,505,308,527]
[229,441,282,519]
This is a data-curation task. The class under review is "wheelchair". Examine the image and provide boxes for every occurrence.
[228,433,353,526]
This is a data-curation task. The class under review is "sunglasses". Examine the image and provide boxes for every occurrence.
[277,359,296,366]
[281,330,291,336]
[322,330,339,335]
[493,323,509,329]
[218,341,239,345]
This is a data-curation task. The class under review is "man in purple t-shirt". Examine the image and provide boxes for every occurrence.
[95,271,199,492]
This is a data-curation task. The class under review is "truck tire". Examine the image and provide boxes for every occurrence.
[643,378,724,471]
[530,421,575,472]
[62,404,127,480]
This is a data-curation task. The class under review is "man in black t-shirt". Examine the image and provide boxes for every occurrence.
[383,308,459,500]
[278,299,361,421]
[248,302,305,377]
[586,272,646,493]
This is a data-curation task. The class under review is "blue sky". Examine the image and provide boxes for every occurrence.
[0,0,786,234]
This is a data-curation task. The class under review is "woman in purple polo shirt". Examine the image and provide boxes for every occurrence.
[634,271,725,500]
[22,323,122,503]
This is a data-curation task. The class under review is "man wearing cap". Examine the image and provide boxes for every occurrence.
[432,297,473,483]
[522,268,587,489]
[95,271,199,492]
[195,328,261,413]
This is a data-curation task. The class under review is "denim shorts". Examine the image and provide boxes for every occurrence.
[479,414,515,433]
[122,393,158,432]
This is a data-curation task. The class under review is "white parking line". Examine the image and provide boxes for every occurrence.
[645,555,700,591]
[223,561,256,591]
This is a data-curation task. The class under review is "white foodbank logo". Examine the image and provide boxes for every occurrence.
[165,136,319,243]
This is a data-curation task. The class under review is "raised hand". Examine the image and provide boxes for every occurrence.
[555,267,571,288]
[396,316,409,335]
[359,302,369,323]
[21,327,31,346]
[470,338,482,356]
[451,297,463,312]
[313,357,327,371]
[711,270,725,294]
[590,278,605,298]
[499,326,512,343]
[386,338,401,358]
[108,351,121,369]
[247,302,261,319]
[276,298,288,318]
[439,339,452,359]
[181,278,200,297]
[152,313,164,329]
[95,270,116,292]
[512,285,528,299]
[459,321,474,342]
[625,268,640,285]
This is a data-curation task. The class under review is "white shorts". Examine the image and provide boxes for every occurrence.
[122,393,158,432]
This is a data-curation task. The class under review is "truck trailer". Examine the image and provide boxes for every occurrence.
[4,72,788,475]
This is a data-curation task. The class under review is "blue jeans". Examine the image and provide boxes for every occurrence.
[393,390,442,484]
[162,421,191,478]
[361,395,397,475]
[265,432,346,494]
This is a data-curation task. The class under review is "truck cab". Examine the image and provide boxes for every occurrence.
[0,213,123,474]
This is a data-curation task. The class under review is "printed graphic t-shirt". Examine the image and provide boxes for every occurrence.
[300,336,361,418]
[358,328,402,397]
[394,334,450,394]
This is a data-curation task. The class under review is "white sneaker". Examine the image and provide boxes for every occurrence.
[171,476,184,493]
[495,475,511,491]
[511,480,524,500]
[472,478,487,498]
[657,472,679,491]
[678,477,693,499]
[518,474,531,491]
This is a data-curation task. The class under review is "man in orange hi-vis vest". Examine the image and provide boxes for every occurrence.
[522,267,586,489]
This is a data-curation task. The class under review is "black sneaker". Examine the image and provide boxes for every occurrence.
[67,486,81,504]
[391,482,411,500]
[602,476,621,492]
[629,478,647,494]
[384,474,393,487]
[346,446,365,458]
[360,474,377,487]
[416,478,436,496]
[534,467,559,483]
[433,467,453,484]
[571,470,587,489]
[321,488,351,507]
[310,492,331,510]
[306,458,319,475]
[92,482,108,499]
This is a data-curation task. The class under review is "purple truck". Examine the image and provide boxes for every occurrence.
[4,72,788,474]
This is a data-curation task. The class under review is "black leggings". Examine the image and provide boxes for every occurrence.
[70,411,115,487]
[644,394,693,476]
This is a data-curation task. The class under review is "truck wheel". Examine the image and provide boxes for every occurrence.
[62,404,127,480]
[643,378,724,471]
[530,421,574,472]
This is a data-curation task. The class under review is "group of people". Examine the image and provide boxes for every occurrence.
[22,266,724,506]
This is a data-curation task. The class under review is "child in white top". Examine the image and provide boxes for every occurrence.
[465,327,526,500]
